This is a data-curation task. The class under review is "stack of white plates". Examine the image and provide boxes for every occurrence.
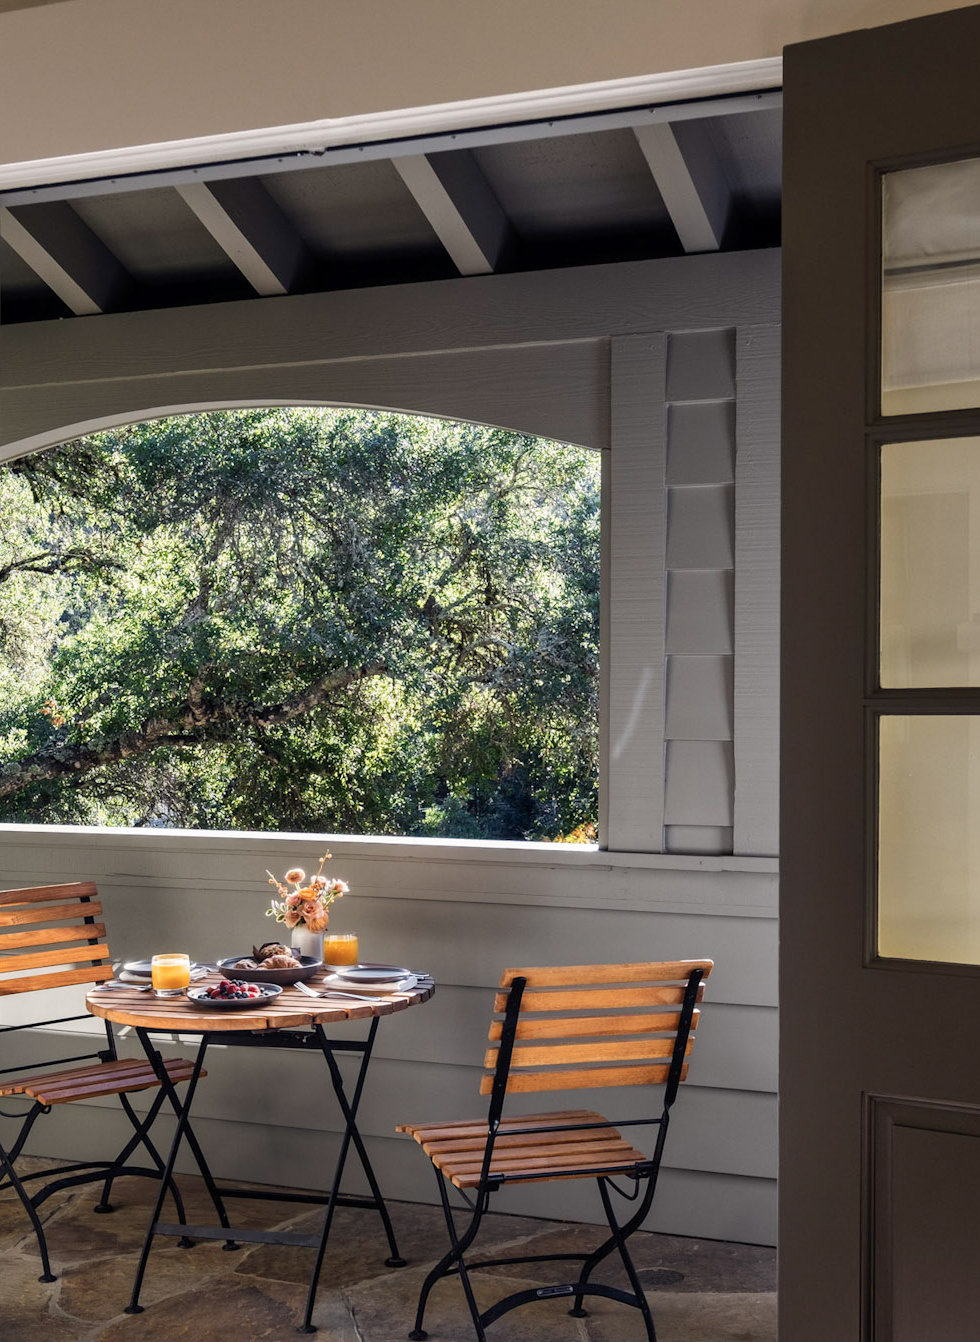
[321,963,418,994]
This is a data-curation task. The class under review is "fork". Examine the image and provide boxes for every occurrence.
[294,980,380,1003]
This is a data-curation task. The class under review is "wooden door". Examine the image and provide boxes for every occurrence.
[782,7,980,1340]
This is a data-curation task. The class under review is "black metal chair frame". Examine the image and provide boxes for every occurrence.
[0,889,222,1282]
[408,966,705,1342]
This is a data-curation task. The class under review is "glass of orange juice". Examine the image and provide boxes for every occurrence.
[322,933,359,967]
[151,953,191,997]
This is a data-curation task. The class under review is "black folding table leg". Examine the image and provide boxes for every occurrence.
[135,1028,234,1243]
[124,1036,209,1315]
[0,1112,56,1282]
[298,1021,402,1335]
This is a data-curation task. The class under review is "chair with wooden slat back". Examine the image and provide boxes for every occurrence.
[397,958,712,1342]
[0,882,204,1282]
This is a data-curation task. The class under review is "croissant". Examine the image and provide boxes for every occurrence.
[234,958,258,969]
[253,942,290,962]
[262,953,300,968]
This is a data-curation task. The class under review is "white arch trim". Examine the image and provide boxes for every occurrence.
[0,398,598,467]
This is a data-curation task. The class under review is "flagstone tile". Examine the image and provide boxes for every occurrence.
[58,1245,231,1322]
[94,1273,359,1342]
[0,1250,97,1342]
[236,1201,559,1288]
[583,1290,777,1342]
[349,1265,592,1342]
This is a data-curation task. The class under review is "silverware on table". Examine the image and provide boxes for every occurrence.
[294,980,391,1003]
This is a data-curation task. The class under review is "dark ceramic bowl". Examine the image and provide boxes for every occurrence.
[215,954,322,986]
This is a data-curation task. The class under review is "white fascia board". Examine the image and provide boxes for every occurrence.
[0,58,782,194]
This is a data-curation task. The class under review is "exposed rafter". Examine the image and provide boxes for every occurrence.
[177,178,312,296]
[0,202,130,315]
[634,120,732,254]
[394,149,513,275]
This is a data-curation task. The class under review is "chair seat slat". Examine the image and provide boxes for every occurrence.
[410,1105,650,1189]
[0,943,111,975]
[417,1127,621,1155]
[0,1056,198,1102]
[0,901,103,928]
[0,922,108,951]
[0,883,98,907]
[396,1109,599,1141]
[445,1141,640,1172]
[30,1066,197,1105]
[499,960,714,988]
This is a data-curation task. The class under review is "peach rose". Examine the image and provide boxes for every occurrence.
[285,893,303,908]
[283,909,302,929]
[304,907,330,933]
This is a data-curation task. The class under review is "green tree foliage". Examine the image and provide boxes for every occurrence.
[0,409,599,839]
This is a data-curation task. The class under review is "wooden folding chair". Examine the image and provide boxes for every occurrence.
[0,882,210,1281]
[397,959,712,1342]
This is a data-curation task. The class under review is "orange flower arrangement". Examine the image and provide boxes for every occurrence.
[265,852,348,932]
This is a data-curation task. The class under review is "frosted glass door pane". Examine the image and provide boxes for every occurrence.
[882,157,980,415]
[879,715,980,964]
[880,438,980,686]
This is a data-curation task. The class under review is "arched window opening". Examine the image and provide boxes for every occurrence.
[0,407,599,842]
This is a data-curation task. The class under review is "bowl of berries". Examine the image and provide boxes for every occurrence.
[186,978,283,1010]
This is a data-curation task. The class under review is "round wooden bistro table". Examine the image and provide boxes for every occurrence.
[86,970,435,1333]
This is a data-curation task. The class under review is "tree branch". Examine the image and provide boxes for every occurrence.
[0,661,386,801]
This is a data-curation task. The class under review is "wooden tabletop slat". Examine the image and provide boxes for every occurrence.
[87,970,434,1031]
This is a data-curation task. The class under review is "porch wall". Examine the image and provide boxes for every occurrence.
[0,249,780,1244]
[0,831,778,1242]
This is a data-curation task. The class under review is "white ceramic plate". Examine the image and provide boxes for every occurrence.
[330,964,413,985]
[319,971,418,996]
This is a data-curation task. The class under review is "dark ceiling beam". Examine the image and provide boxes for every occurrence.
[176,178,312,296]
[394,149,513,275]
[0,201,130,314]
[633,120,732,253]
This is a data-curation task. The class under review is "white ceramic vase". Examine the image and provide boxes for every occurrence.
[290,925,325,963]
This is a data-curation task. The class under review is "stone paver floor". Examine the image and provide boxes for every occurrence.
[1,1157,776,1341]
